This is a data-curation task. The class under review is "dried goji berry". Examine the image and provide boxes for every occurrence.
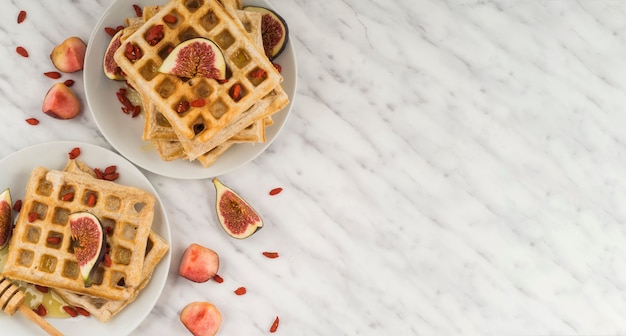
[234,287,247,295]
[28,212,39,222]
[35,285,49,293]
[133,4,143,17]
[250,68,266,79]
[104,165,117,175]
[190,98,206,107]
[272,63,282,73]
[34,304,46,317]
[44,71,62,79]
[104,254,112,267]
[163,14,178,24]
[25,118,39,125]
[13,199,22,212]
[270,316,280,333]
[269,187,283,196]
[17,10,27,24]
[63,306,78,317]
[68,147,81,159]
[87,193,96,207]
[16,46,28,57]
[46,236,61,244]
[262,252,280,259]
[104,26,118,37]
[64,79,75,87]
[176,100,190,113]
[61,193,74,201]
[213,274,224,283]
[75,306,90,317]
[230,83,242,101]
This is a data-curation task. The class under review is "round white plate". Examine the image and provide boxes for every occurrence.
[84,0,297,179]
[0,141,171,336]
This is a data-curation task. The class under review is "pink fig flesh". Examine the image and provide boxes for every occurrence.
[42,83,81,119]
[180,302,222,336]
[178,243,219,283]
[103,30,124,80]
[50,36,87,73]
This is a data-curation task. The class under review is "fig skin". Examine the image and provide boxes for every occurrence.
[103,29,125,80]
[0,188,12,251]
[42,83,81,120]
[243,6,289,60]
[50,36,87,73]
[212,178,263,239]
[69,211,106,287]
[180,302,222,336]
[159,38,226,80]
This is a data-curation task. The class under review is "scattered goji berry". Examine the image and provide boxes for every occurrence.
[34,285,49,293]
[230,83,242,101]
[163,14,178,24]
[63,306,78,317]
[262,252,280,259]
[68,147,81,159]
[269,187,283,196]
[213,274,224,283]
[46,237,61,245]
[28,212,39,222]
[25,118,39,125]
[104,26,118,37]
[190,98,206,107]
[64,79,75,87]
[87,193,97,207]
[13,199,22,212]
[75,306,90,317]
[133,4,143,17]
[61,192,74,201]
[16,46,28,57]
[270,316,280,333]
[17,10,27,24]
[272,63,282,73]
[34,304,46,317]
[234,287,247,295]
[44,71,62,79]
[104,254,112,267]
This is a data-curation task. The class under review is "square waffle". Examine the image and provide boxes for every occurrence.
[113,0,284,144]
[52,160,169,322]
[1,167,156,301]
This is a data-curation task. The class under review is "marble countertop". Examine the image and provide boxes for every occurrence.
[3,0,626,335]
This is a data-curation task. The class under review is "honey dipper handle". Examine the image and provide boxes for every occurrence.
[17,305,64,336]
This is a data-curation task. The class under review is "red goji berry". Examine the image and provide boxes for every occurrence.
[133,4,143,17]
[63,306,78,317]
[75,306,90,317]
[25,118,39,125]
[64,79,75,87]
[190,98,206,107]
[262,252,280,259]
[104,254,112,267]
[68,147,81,159]
[213,274,224,283]
[13,199,22,212]
[16,46,28,57]
[17,10,27,24]
[270,316,280,333]
[28,212,39,222]
[44,71,62,79]
[34,285,49,293]
[269,187,283,196]
[234,287,247,295]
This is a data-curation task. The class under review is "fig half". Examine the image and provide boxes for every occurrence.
[159,38,226,80]
[0,188,12,251]
[213,178,263,239]
[103,29,124,80]
[69,211,106,287]
[244,6,289,60]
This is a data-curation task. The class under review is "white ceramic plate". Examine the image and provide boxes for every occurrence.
[0,141,171,336]
[84,0,297,179]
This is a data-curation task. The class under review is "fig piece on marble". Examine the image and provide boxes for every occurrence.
[103,29,125,80]
[69,211,106,287]
[243,6,288,60]
[42,82,81,119]
[158,38,226,80]
[0,188,12,251]
[212,178,263,239]
[180,302,222,336]
[178,243,220,283]
[50,36,87,73]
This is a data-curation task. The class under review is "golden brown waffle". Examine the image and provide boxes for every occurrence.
[113,0,284,143]
[54,230,168,322]
[1,167,156,301]
[52,160,169,322]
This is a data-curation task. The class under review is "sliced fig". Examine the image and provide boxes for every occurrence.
[243,6,289,60]
[212,178,263,239]
[0,188,12,251]
[103,29,124,80]
[69,211,106,287]
[159,38,226,80]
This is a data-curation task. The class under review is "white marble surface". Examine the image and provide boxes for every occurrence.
[3,0,626,335]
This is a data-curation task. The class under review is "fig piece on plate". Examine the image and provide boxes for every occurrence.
[212,178,263,239]
[103,29,124,80]
[0,188,12,251]
[243,6,288,60]
[69,211,106,287]
[42,82,81,120]
[179,243,220,283]
[50,36,87,73]
[180,302,222,336]
[159,38,226,80]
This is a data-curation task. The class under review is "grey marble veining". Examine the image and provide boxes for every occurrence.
[2,0,626,335]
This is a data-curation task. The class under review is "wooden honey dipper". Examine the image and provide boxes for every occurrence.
[0,276,63,336]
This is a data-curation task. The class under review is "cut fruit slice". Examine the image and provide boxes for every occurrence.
[0,188,12,250]
[50,36,87,73]
[243,6,289,60]
[212,178,263,239]
[41,82,81,120]
[69,211,106,287]
[178,243,219,283]
[103,29,125,80]
[158,38,226,80]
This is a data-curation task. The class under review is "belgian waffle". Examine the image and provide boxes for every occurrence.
[1,167,156,301]
[52,160,169,322]
[113,0,284,143]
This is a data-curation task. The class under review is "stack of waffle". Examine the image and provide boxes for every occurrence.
[1,160,169,322]
[113,0,289,167]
